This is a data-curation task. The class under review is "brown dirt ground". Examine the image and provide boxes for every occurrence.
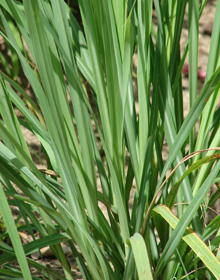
[0,1,219,279]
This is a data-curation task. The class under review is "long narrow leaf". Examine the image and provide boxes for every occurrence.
[0,185,32,279]
[154,159,220,278]
[154,204,220,279]
[128,233,153,280]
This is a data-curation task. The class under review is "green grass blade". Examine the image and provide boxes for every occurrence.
[154,204,220,279]
[0,232,70,264]
[122,9,139,187]
[206,0,220,79]
[166,152,220,209]
[202,215,220,242]
[156,67,220,195]
[0,77,31,158]
[0,137,112,279]
[22,0,88,233]
[51,0,99,223]
[137,0,152,179]
[0,185,32,279]
[112,0,126,55]
[188,0,199,155]
[154,159,220,278]
[128,233,153,280]
[78,0,112,153]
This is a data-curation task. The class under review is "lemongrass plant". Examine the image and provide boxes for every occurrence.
[0,0,220,279]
